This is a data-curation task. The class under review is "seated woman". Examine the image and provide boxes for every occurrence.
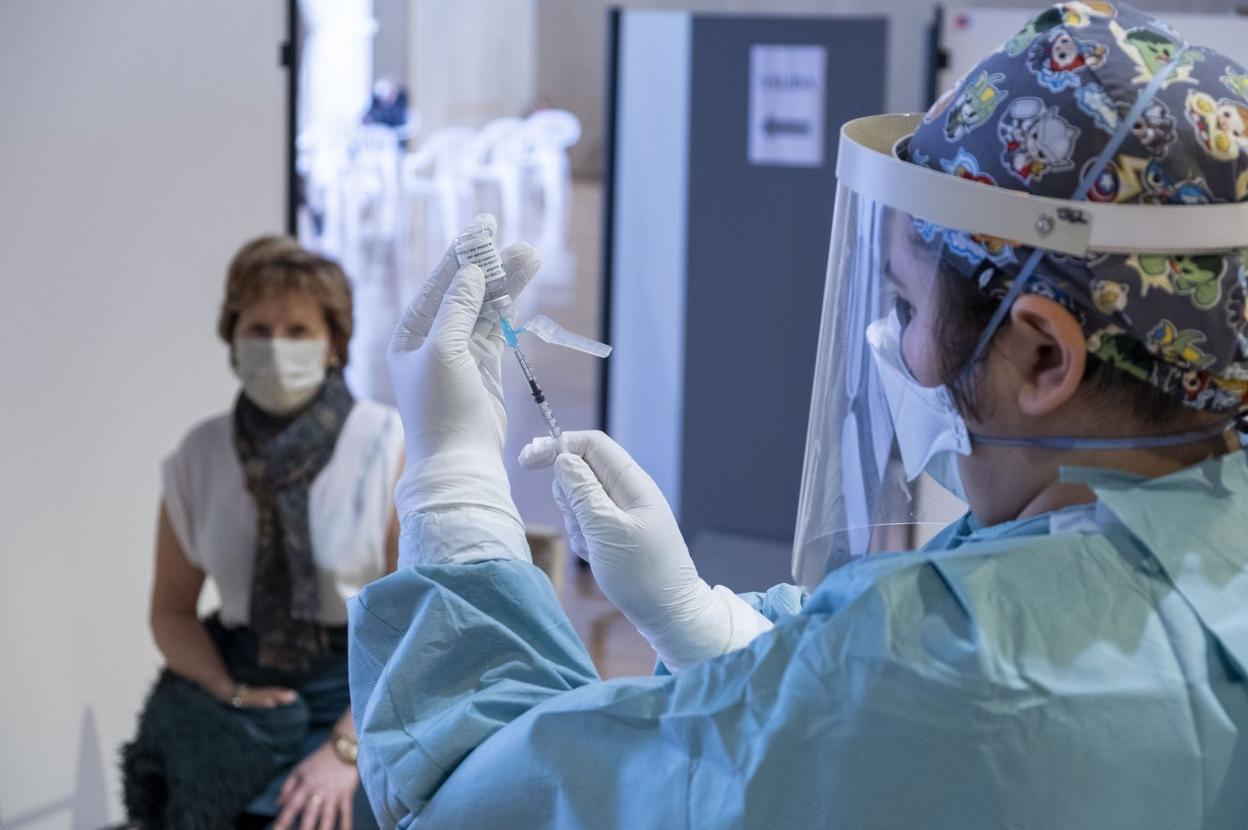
[122,236,402,830]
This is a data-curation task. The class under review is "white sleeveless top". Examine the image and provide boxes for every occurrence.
[161,400,404,627]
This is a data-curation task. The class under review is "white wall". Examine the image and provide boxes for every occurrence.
[0,2,284,827]
[608,12,691,517]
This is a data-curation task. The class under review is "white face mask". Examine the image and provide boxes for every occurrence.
[233,337,328,416]
[865,311,970,502]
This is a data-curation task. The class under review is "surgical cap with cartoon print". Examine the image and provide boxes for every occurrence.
[906,1,1248,413]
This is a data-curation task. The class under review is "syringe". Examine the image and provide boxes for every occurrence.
[501,317,570,456]
[452,225,570,456]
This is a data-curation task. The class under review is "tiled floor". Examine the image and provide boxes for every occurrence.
[503,180,657,679]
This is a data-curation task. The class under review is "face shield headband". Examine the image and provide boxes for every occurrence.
[794,62,1248,590]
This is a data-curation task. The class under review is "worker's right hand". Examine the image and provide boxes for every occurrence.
[519,431,774,672]
[388,215,541,564]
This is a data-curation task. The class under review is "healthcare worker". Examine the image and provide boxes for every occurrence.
[350,4,1248,827]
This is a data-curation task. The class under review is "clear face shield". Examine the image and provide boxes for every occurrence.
[791,113,1248,591]
[791,185,970,591]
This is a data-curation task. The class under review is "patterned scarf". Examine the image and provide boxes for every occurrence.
[233,369,354,672]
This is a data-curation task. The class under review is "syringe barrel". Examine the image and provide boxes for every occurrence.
[509,346,568,455]
[452,226,512,314]
[538,399,569,455]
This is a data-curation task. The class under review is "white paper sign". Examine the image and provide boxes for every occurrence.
[748,44,826,168]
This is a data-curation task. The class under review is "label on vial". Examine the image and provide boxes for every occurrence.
[454,237,506,284]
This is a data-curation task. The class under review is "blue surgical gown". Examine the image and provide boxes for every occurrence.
[349,451,1248,828]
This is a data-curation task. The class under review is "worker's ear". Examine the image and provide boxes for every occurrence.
[1001,295,1086,417]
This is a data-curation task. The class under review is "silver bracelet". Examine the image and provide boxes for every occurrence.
[230,683,248,708]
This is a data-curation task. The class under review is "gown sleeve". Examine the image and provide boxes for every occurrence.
[348,549,963,829]
[734,581,807,622]
[349,509,1212,829]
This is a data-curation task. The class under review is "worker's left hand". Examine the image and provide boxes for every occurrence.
[388,215,541,542]
[520,430,774,672]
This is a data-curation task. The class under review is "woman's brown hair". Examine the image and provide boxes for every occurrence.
[217,236,354,366]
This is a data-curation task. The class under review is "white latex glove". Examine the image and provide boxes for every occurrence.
[390,215,540,563]
[519,430,774,672]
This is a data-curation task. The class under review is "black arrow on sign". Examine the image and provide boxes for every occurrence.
[764,117,811,137]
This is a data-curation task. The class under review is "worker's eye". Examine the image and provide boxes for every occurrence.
[895,297,915,328]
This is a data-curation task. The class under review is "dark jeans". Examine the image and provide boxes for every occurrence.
[205,617,377,827]
[122,615,377,829]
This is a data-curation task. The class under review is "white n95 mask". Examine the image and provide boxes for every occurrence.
[234,337,328,416]
[865,311,970,501]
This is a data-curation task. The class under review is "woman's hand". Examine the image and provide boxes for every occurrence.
[274,742,359,830]
[216,683,297,708]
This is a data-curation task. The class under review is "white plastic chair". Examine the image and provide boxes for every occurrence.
[343,124,401,246]
[397,127,479,291]
[295,126,351,257]
[522,109,581,254]
[468,117,527,247]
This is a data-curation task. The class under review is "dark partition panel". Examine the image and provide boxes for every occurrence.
[606,12,887,590]
[682,16,886,549]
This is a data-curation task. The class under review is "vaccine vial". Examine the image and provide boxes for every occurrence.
[452,226,511,315]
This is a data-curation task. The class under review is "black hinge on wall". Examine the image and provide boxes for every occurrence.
[598,7,623,433]
[283,0,299,236]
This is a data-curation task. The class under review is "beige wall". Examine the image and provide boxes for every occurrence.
[374,0,411,85]
[536,0,906,175]
[536,0,1241,177]
[409,0,537,133]
[0,2,284,826]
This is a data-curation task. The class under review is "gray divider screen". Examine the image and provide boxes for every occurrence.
[680,16,886,589]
